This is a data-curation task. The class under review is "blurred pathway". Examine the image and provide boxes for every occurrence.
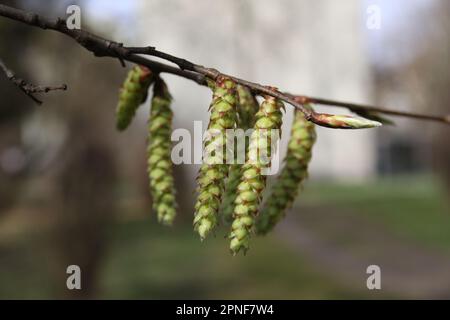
[278,206,450,299]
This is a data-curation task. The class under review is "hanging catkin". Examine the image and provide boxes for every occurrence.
[221,85,259,223]
[256,107,316,234]
[116,65,153,131]
[147,78,177,225]
[229,94,283,254]
[194,76,237,240]
[235,85,260,129]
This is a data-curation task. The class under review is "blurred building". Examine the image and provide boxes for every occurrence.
[135,0,376,181]
[367,0,449,179]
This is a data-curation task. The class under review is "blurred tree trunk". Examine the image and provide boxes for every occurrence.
[32,15,124,298]
[52,137,116,298]
[0,0,34,214]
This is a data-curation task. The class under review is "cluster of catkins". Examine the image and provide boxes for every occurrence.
[191,76,317,254]
[116,66,377,255]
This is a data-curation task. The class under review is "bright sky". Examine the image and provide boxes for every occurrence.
[82,0,137,23]
[363,0,438,68]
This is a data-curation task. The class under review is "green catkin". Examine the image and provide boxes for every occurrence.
[256,107,316,235]
[194,76,237,240]
[147,79,177,225]
[221,85,259,223]
[116,65,153,131]
[235,85,260,129]
[229,95,284,254]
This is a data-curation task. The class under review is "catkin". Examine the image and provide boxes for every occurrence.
[229,95,283,254]
[221,85,259,223]
[147,78,177,225]
[235,85,260,129]
[116,65,153,131]
[256,107,316,234]
[194,76,237,240]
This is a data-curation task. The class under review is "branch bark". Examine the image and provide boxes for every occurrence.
[0,4,448,125]
[0,58,66,105]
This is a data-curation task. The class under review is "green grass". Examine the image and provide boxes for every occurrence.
[0,216,371,299]
[0,233,55,299]
[99,221,369,299]
[1,175,447,299]
[299,175,450,250]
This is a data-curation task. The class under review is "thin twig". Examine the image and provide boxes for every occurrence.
[0,4,448,125]
[291,95,450,125]
[0,58,67,105]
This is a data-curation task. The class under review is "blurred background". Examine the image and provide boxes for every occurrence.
[0,0,449,299]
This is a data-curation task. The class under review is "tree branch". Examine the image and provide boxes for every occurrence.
[291,95,450,125]
[0,58,67,105]
[0,4,448,125]
[0,5,205,84]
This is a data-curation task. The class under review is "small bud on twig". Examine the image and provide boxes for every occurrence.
[311,113,382,129]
